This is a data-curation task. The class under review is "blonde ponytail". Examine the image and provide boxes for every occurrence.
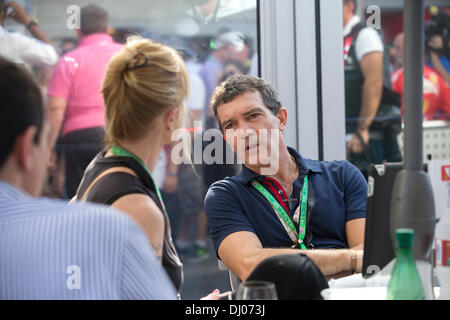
[102,37,189,147]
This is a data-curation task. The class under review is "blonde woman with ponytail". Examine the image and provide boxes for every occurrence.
[74,38,188,295]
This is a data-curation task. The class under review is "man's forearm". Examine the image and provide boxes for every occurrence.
[291,248,357,277]
[358,79,383,130]
[28,24,53,46]
[241,247,359,282]
[49,108,65,149]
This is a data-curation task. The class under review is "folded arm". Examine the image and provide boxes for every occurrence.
[218,231,363,282]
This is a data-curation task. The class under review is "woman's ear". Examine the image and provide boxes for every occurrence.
[276,108,288,131]
[165,107,178,131]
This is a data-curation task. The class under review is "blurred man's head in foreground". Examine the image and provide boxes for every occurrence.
[0,58,51,197]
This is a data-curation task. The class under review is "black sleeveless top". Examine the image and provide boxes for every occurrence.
[75,151,183,293]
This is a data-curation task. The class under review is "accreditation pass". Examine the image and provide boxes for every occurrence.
[185,304,266,318]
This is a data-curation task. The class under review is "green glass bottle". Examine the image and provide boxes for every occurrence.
[387,228,426,300]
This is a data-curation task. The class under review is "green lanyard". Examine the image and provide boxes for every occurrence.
[111,146,166,212]
[251,176,309,250]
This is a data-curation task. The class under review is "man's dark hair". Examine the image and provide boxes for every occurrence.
[211,74,283,131]
[0,58,44,168]
[80,5,108,36]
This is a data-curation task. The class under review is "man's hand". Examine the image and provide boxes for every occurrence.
[356,250,363,273]
[5,2,31,25]
[6,1,55,47]
[347,129,369,154]
[201,289,233,300]
[429,35,444,50]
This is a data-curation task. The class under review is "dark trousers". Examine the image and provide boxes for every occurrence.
[60,127,105,198]
[369,134,403,164]
[349,130,403,179]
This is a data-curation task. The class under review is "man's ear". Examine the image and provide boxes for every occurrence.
[76,29,83,40]
[13,126,38,172]
[106,26,114,35]
[276,108,288,131]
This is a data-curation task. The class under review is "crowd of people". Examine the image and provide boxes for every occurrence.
[0,1,258,299]
[343,0,450,176]
[0,0,449,300]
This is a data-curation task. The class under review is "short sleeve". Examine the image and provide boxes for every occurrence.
[47,55,76,100]
[12,32,58,67]
[120,216,177,300]
[204,181,256,256]
[354,27,384,61]
[343,162,367,222]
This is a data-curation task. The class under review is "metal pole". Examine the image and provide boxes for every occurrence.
[403,0,424,170]
[390,0,435,261]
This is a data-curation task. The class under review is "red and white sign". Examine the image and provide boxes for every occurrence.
[429,160,450,220]
[442,165,450,182]
[436,239,450,267]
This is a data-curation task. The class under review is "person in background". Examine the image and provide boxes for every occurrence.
[0,57,177,300]
[33,63,63,199]
[200,31,243,211]
[60,37,78,55]
[388,32,404,73]
[230,36,253,74]
[73,37,230,300]
[41,37,78,199]
[200,31,245,130]
[390,32,450,122]
[74,37,186,295]
[0,1,58,67]
[425,7,450,86]
[220,59,245,83]
[47,4,122,198]
[343,0,402,177]
[170,40,210,262]
[428,34,450,86]
[205,74,366,282]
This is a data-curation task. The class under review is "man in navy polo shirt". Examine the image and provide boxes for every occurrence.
[204,74,367,282]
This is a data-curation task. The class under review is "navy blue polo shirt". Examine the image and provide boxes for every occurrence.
[204,147,367,256]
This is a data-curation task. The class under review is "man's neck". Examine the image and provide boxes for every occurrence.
[343,14,354,29]
[270,149,298,187]
[247,146,297,185]
[0,169,33,197]
[344,14,360,36]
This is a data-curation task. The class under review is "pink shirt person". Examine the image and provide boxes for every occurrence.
[48,33,122,137]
